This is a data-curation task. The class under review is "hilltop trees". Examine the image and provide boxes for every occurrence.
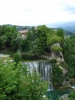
[26,25,50,56]
[26,25,65,56]
[0,24,65,60]
[0,25,22,52]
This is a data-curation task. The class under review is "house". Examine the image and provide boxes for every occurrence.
[18,30,28,39]
[18,27,37,39]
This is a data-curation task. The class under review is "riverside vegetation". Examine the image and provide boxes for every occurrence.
[0,24,75,100]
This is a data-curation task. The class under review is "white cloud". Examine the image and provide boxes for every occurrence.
[0,0,75,26]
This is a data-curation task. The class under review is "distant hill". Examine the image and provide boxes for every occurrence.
[52,28,73,36]
[3,23,75,36]
[49,21,75,33]
[61,26,75,33]
[5,24,32,30]
[54,21,75,33]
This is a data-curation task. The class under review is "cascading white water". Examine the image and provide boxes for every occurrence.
[24,60,53,91]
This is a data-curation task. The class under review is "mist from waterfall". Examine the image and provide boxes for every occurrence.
[24,60,53,91]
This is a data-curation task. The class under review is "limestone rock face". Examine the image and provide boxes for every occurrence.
[51,43,64,63]
[59,66,68,75]
[42,43,67,75]
[51,43,68,75]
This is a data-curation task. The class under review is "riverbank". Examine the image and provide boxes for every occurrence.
[0,54,9,58]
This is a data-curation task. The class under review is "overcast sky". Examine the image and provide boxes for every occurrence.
[0,0,75,26]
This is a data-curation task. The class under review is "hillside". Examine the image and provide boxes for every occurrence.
[2,23,75,36]
[49,21,75,33]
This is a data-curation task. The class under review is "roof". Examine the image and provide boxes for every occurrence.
[19,30,28,34]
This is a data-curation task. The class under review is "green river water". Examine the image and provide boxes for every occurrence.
[46,88,71,100]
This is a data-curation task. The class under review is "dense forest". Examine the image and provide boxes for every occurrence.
[0,24,75,100]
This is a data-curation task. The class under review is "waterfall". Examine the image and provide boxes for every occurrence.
[24,60,53,91]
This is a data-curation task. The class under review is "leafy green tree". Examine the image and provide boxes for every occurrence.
[0,25,4,36]
[26,27,39,52]
[22,38,28,52]
[63,35,75,78]
[56,29,64,38]
[20,68,48,100]
[26,25,49,55]
[0,61,48,100]
[0,35,7,49]
[0,62,20,100]
[47,33,62,45]
[3,25,18,50]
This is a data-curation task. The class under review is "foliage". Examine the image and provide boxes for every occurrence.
[0,24,65,57]
[0,25,22,52]
[60,62,68,68]
[52,64,64,86]
[56,29,64,38]
[0,61,48,100]
[63,35,75,78]
[51,46,63,52]
[22,39,28,52]
[47,34,62,45]
[14,50,22,63]
[26,25,49,55]
[0,62,20,100]
[69,90,75,100]
[0,35,7,49]
[20,68,48,100]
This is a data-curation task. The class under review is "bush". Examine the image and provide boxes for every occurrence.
[20,70,48,100]
[52,64,64,86]
[51,46,63,52]
[0,62,20,100]
[0,61,48,100]
[47,34,62,45]
[14,50,22,63]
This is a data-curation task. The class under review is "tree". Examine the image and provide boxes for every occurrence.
[63,35,75,78]
[20,68,48,100]
[56,29,64,38]
[0,62,20,100]
[3,25,18,50]
[0,61,48,100]
[26,25,49,56]
[0,35,7,49]
[0,25,4,36]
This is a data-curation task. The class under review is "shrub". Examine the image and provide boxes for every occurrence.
[51,46,63,52]
[0,62,20,100]
[0,61,48,100]
[14,50,22,63]
[47,34,62,45]
[20,68,48,100]
[69,90,75,100]
[52,64,64,86]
